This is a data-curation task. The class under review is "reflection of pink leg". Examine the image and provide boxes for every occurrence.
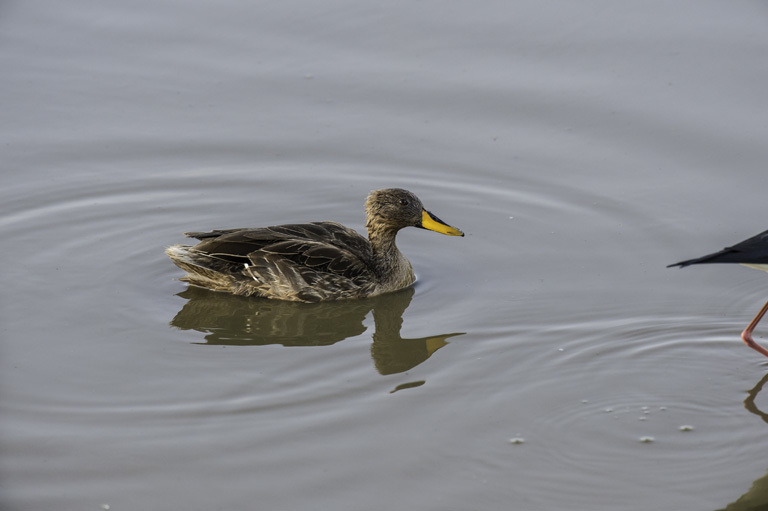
[741,299,768,358]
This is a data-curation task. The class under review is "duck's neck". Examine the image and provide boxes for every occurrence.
[367,225,415,288]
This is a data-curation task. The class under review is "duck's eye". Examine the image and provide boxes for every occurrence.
[399,199,409,206]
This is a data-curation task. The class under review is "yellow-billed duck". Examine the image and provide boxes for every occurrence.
[166,188,464,302]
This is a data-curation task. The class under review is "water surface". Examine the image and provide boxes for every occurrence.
[3,1,768,510]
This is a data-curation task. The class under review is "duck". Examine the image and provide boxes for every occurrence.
[668,229,768,358]
[166,188,464,302]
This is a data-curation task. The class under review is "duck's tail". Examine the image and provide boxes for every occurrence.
[165,245,247,294]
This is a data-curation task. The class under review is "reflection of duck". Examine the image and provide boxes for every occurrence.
[166,189,463,302]
[171,286,371,346]
[669,230,768,358]
[170,285,464,375]
[368,296,462,375]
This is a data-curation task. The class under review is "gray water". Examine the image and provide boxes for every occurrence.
[3,1,768,510]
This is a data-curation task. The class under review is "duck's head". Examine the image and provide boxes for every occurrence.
[365,188,464,237]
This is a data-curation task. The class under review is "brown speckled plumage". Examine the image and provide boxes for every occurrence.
[166,188,463,302]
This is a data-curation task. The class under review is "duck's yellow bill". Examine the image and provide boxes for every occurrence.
[421,210,464,236]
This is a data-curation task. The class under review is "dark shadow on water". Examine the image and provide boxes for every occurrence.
[714,373,768,511]
[744,372,768,425]
[170,286,464,375]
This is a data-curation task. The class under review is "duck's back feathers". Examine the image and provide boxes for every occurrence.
[167,222,380,302]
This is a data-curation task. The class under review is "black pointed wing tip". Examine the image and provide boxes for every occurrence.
[184,231,220,240]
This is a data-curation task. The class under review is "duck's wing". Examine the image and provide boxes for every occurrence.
[183,222,376,301]
[669,229,768,267]
[188,222,370,264]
